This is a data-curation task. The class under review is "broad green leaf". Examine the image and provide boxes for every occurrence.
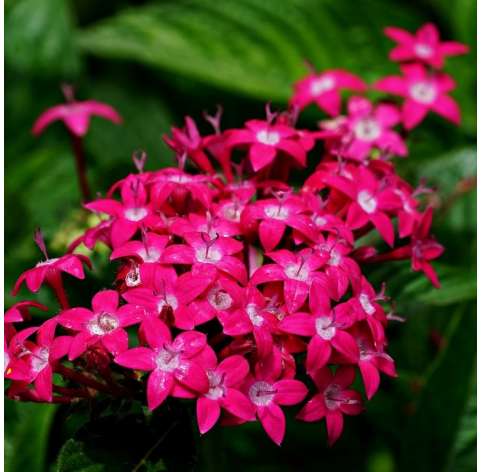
[56,439,104,472]
[77,0,421,102]
[399,303,476,471]
[5,401,57,472]
[5,0,80,77]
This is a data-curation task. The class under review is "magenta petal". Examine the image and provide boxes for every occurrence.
[431,95,461,125]
[34,366,53,402]
[249,143,277,172]
[50,336,72,360]
[253,327,273,359]
[216,256,247,284]
[297,394,326,422]
[32,105,67,135]
[92,290,119,313]
[84,100,122,124]
[279,313,315,336]
[147,369,173,410]
[370,212,395,246]
[326,410,344,446]
[306,337,331,372]
[58,307,93,330]
[222,388,256,420]
[102,329,128,356]
[172,331,207,358]
[359,360,380,399]
[69,332,94,360]
[250,264,285,285]
[111,218,138,248]
[402,100,428,129]
[284,279,308,314]
[115,347,156,371]
[259,219,285,252]
[197,397,221,434]
[274,379,308,406]
[258,403,286,446]
[175,360,209,393]
[143,317,172,349]
[332,331,359,362]
[217,355,250,387]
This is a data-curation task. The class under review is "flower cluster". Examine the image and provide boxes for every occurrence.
[5,23,466,446]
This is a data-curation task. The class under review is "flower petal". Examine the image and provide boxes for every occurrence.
[197,397,221,434]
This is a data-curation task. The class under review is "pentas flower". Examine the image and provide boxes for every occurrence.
[279,282,358,371]
[244,362,308,445]
[32,96,122,137]
[85,176,158,248]
[196,354,255,434]
[385,23,469,68]
[291,69,367,115]
[170,212,240,239]
[58,290,144,360]
[338,96,407,161]
[150,168,214,210]
[16,319,71,401]
[5,301,48,324]
[217,286,279,358]
[349,277,387,345]
[391,180,421,238]
[115,318,209,410]
[324,166,400,246]
[350,325,397,399]
[226,119,309,172]
[111,233,169,264]
[163,116,215,174]
[242,194,316,251]
[374,64,460,129]
[369,207,444,287]
[122,265,213,329]
[162,232,247,284]
[5,327,38,380]
[297,367,363,446]
[251,249,325,313]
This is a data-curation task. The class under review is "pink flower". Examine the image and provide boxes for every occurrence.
[244,362,308,445]
[196,355,255,434]
[340,97,407,161]
[375,64,460,129]
[251,249,325,313]
[5,301,48,324]
[385,23,469,68]
[115,317,209,410]
[163,116,215,174]
[162,232,247,284]
[32,98,122,137]
[325,166,400,246]
[226,120,309,172]
[58,290,144,360]
[291,70,367,115]
[111,233,169,264]
[242,194,316,251]
[297,367,363,446]
[85,176,157,247]
[352,325,397,399]
[122,265,213,329]
[170,212,240,239]
[279,281,358,371]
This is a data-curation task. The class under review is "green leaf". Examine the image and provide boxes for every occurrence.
[56,439,104,472]
[5,401,57,472]
[77,0,421,101]
[5,0,80,77]
[399,302,476,472]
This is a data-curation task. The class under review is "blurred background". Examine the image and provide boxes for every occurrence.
[4,0,476,471]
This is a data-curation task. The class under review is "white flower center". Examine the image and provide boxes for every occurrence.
[207,288,233,311]
[310,76,335,96]
[138,248,161,263]
[353,118,381,142]
[124,207,148,222]
[314,215,327,227]
[357,190,377,214]
[414,43,433,59]
[206,370,225,400]
[328,250,341,266]
[324,384,341,410]
[246,303,264,327]
[156,348,180,372]
[167,174,191,184]
[249,381,276,406]
[409,81,437,104]
[196,247,222,263]
[256,130,280,146]
[315,316,336,340]
[264,205,289,220]
[88,312,119,335]
[222,203,241,222]
[359,293,376,315]
[284,262,309,282]
[31,347,49,373]
[125,266,141,287]
[158,294,179,312]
